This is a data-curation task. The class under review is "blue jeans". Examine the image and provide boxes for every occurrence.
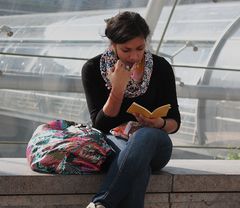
[92,127,172,208]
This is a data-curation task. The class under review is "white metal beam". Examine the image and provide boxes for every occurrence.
[1,72,240,101]
[144,0,166,40]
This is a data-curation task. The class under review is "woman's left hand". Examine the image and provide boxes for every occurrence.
[133,113,165,129]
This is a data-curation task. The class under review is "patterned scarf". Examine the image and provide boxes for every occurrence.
[100,48,153,98]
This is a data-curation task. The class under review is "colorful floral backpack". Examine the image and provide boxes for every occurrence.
[26,120,112,174]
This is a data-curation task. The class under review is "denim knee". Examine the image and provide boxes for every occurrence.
[132,127,171,149]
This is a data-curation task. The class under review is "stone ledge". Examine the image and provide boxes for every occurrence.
[170,193,240,208]
[0,194,169,208]
[0,159,240,194]
[0,158,240,208]
[165,160,240,192]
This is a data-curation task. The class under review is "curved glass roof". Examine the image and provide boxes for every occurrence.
[0,0,240,158]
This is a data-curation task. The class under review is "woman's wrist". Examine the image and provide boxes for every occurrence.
[103,89,124,117]
[109,89,124,103]
[159,118,166,129]
[109,90,120,102]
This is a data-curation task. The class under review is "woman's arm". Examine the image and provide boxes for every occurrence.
[102,60,131,117]
[134,115,178,134]
[81,57,131,132]
[134,56,181,134]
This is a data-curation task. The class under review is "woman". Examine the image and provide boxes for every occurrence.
[82,11,181,208]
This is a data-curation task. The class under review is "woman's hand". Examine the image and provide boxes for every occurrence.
[107,60,132,93]
[133,113,178,133]
[103,60,134,117]
[134,113,165,129]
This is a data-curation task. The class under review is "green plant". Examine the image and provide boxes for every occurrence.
[227,148,240,160]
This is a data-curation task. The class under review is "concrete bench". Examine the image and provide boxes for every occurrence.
[0,158,240,208]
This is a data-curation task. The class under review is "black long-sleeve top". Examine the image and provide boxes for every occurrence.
[81,53,181,133]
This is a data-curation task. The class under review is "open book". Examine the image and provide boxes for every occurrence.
[127,102,171,119]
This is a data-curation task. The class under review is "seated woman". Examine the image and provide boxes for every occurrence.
[82,11,181,208]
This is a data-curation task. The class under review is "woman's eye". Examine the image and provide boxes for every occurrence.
[121,47,144,53]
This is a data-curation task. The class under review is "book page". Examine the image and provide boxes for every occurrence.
[127,102,152,118]
[127,102,171,119]
[151,104,171,118]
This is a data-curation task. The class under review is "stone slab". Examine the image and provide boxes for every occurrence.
[170,192,240,202]
[0,193,169,208]
[170,192,240,208]
[1,158,240,207]
[171,202,240,208]
[3,159,240,176]
[0,158,171,194]
[164,160,240,192]
[144,193,169,208]
[0,158,40,176]
[172,174,240,192]
[0,194,91,207]
[1,158,240,194]
[165,160,240,175]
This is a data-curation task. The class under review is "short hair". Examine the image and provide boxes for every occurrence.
[105,11,150,44]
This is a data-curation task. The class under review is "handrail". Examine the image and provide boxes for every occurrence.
[0,72,83,92]
[0,51,89,61]
[155,0,179,54]
[0,140,239,151]
[197,14,240,145]
[172,64,240,72]
[0,72,240,101]
[0,52,239,72]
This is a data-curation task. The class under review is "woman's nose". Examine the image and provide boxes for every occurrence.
[129,52,140,62]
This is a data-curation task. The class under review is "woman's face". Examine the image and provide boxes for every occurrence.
[113,36,146,67]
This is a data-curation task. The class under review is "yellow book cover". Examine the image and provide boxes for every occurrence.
[127,102,171,119]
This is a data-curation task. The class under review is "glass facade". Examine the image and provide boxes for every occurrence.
[0,0,239,158]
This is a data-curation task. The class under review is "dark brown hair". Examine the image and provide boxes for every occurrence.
[105,11,150,44]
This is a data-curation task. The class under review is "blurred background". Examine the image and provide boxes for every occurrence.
[0,0,239,159]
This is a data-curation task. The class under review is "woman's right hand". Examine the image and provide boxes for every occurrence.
[103,60,134,117]
[107,60,132,93]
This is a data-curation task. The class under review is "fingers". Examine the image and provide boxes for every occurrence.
[108,60,132,90]
[115,60,124,70]
[134,114,150,126]
[106,67,114,79]
[116,60,134,72]
[134,114,160,128]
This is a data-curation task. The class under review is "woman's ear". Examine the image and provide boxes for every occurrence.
[112,44,119,59]
[112,43,117,52]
